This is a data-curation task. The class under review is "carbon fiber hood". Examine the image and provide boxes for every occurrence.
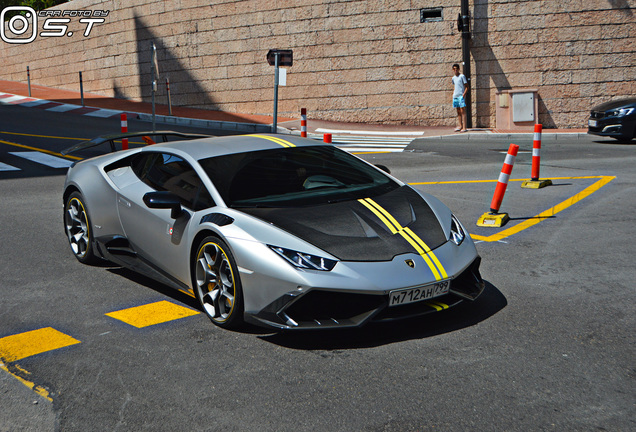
[240,186,446,261]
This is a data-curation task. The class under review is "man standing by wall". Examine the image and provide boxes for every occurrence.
[452,63,469,132]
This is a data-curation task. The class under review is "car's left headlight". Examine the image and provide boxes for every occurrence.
[610,107,635,117]
[450,214,466,245]
[269,245,338,271]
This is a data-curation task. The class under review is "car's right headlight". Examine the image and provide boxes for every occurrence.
[269,245,338,271]
[450,214,466,246]
[610,107,634,117]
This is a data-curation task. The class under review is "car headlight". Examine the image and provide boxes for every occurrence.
[450,214,466,246]
[610,107,634,117]
[269,245,337,271]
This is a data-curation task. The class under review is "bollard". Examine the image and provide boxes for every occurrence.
[323,133,332,144]
[79,71,84,107]
[27,66,31,97]
[300,108,307,137]
[120,114,128,150]
[476,143,519,227]
[521,124,552,189]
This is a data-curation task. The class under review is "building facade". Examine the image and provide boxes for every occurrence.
[1,0,634,128]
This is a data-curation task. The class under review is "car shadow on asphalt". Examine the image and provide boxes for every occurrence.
[591,138,635,145]
[106,266,201,311]
[104,266,507,344]
[258,281,507,350]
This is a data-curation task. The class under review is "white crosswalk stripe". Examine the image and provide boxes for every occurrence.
[0,161,20,171]
[337,145,406,153]
[8,151,74,168]
[308,134,411,153]
[47,104,82,112]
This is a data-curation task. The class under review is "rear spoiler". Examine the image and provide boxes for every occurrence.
[60,131,211,155]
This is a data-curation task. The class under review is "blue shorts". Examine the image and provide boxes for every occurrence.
[453,97,466,108]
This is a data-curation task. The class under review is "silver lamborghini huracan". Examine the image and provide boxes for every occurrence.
[63,133,484,330]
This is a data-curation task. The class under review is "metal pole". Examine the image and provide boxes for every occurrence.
[151,43,156,133]
[79,71,84,107]
[27,66,31,97]
[166,77,172,116]
[460,0,472,129]
[272,53,279,134]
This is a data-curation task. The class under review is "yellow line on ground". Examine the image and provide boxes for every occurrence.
[411,176,609,186]
[0,130,86,141]
[105,300,200,328]
[475,176,615,242]
[0,362,52,401]
[0,139,82,160]
[410,176,615,242]
[0,327,81,363]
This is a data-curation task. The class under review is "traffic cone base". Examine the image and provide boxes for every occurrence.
[521,179,553,189]
[476,212,510,228]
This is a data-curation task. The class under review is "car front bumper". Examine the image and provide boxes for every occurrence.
[245,255,484,330]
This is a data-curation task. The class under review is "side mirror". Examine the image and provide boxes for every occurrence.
[143,191,182,219]
[375,164,391,174]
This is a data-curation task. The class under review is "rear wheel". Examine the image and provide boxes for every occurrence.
[64,191,98,264]
[193,236,244,329]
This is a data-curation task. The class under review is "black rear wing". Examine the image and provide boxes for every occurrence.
[61,131,211,155]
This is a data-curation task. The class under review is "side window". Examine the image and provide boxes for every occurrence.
[131,153,215,211]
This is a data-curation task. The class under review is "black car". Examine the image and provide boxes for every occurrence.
[588,98,636,141]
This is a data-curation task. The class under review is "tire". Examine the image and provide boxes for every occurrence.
[193,236,244,329]
[64,191,98,264]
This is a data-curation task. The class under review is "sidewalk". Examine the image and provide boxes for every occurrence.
[0,80,587,139]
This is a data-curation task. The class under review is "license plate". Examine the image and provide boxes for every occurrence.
[588,119,598,127]
[389,280,451,307]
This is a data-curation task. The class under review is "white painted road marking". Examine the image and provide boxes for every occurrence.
[0,162,20,171]
[9,151,74,168]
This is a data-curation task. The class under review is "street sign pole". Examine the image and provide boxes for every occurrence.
[267,49,293,134]
[272,52,279,133]
[460,0,472,129]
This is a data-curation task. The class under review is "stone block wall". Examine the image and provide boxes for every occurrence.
[1,0,634,128]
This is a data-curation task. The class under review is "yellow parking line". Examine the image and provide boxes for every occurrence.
[105,300,200,328]
[0,130,86,141]
[0,327,80,363]
[0,362,52,401]
[410,176,615,242]
[0,139,82,160]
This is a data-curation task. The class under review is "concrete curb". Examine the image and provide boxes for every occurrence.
[136,112,273,133]
[412,132,589,141]
[407,131,590,151]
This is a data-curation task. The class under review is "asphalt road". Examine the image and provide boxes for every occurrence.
[1,105,634,431]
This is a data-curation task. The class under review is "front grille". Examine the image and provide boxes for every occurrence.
[284,290,385,325]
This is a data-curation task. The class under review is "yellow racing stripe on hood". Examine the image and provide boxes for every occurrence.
[247,134,296,148]
[358,198,448,281]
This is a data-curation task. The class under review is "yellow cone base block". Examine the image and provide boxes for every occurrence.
[477,212,510,228]
[521,179,553,189]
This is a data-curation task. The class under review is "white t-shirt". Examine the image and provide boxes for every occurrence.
[452,74,468,98]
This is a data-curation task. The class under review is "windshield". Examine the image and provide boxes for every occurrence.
[199,146,399,207]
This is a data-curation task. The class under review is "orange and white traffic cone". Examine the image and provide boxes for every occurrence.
[522,124,552,189]
[477,143,519,227]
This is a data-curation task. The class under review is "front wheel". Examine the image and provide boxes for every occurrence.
[64,191,98,264]
[193,236,244,329]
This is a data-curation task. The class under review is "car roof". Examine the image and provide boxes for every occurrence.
[145,134,329,160]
